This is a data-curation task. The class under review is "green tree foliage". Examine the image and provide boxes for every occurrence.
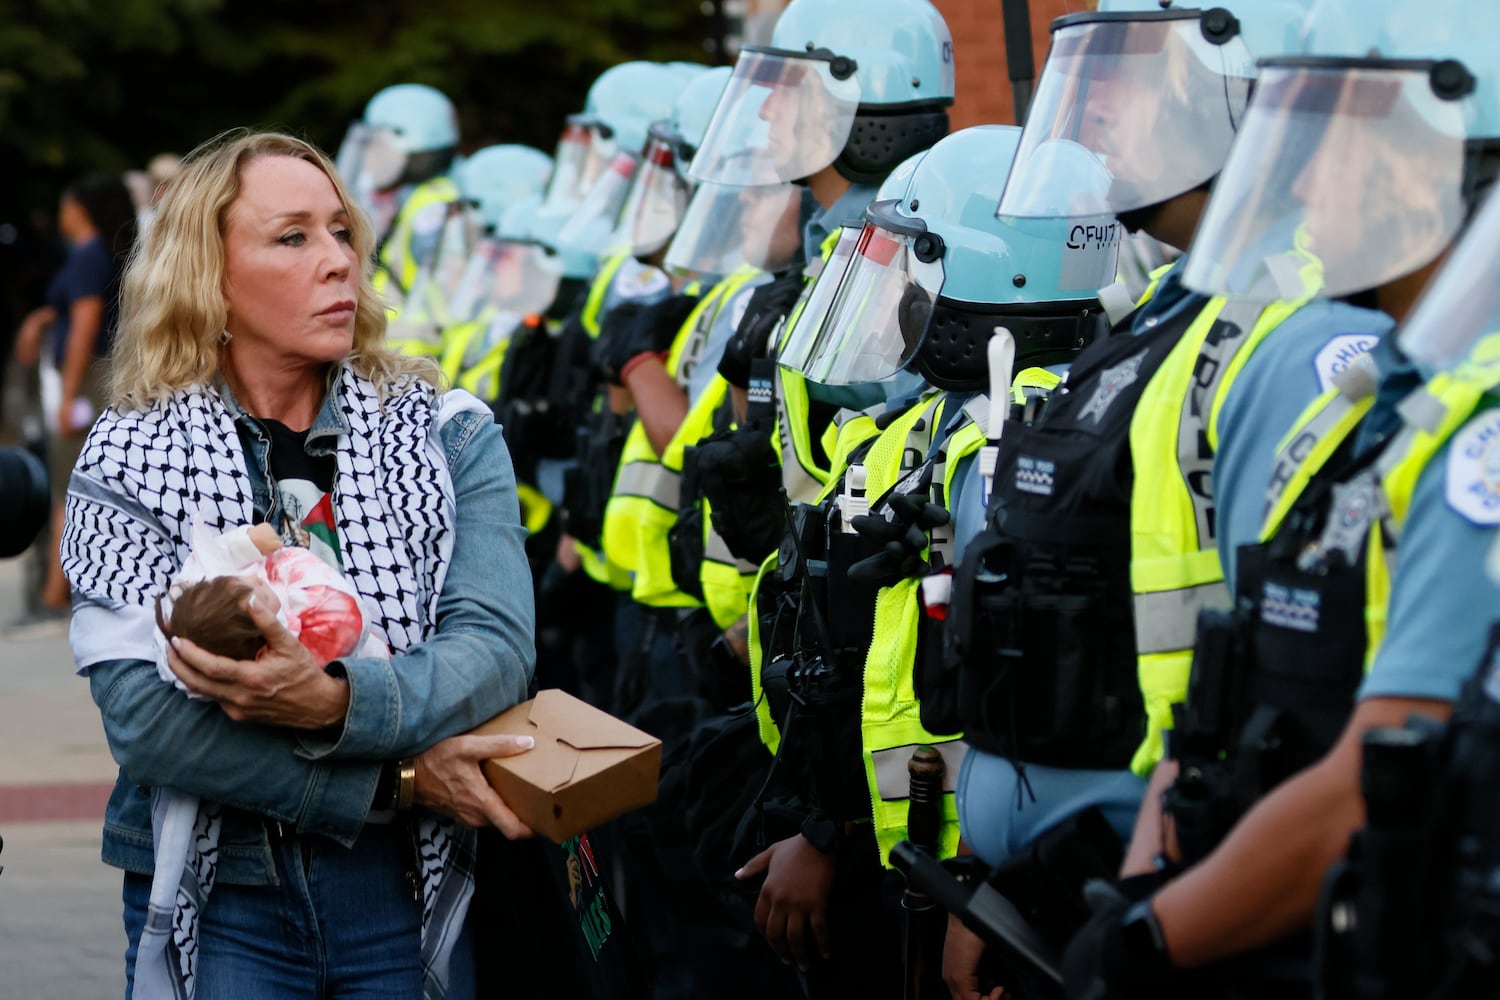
[0,0,714,223]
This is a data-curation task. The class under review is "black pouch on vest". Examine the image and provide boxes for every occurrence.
[915,608,959,735]
[951,528,1142,768]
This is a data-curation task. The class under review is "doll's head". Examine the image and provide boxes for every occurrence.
[156,577,269,660]
[155,523,283,660]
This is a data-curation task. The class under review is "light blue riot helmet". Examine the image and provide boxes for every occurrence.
[776,149,931,410]
[608,67,734,259]
[587,61,710,160]
[456,145,553,234]
[691,0,955,187]
[353,83,461,192]
[556,63,707,260]
[1185,0,1500,303]
[782,125,1119,391]
[996,0,1311,229]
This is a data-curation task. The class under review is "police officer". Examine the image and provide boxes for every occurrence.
[1058,1,1500,993]
[937,0,1340,993]
[346,84,463,317]
[418,145,557,400]
[1312,181,1500,1000]
[729,123,1116,998]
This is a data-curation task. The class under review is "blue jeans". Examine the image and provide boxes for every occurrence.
[122,821,474,999]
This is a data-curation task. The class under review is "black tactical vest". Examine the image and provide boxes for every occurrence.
[949,303,1195,768]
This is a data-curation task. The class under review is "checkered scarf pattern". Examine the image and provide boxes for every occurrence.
[64,366,477,999]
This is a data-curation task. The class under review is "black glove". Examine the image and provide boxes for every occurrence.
[694,423,786,564]
[846,491,951,587]
[1061,880,1179,1000]
[595,293,702,385]
[717,271,804,388]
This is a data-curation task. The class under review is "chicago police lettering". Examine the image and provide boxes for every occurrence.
[1445,409,1500,525]
[1313,333,1380,392]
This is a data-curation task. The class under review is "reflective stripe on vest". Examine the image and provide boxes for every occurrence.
[1260,386,1376,542]
[772,234,845,504]
[861,404,994,867]
[582,252,633,339]
[700,502,762,629]
[603,279,744,602]
[748,394,940,755]
[1128,293,1309,776]
[1366,338,1500,655]
[747,550,786,753]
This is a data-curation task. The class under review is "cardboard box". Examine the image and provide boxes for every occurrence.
[473,689,662,843]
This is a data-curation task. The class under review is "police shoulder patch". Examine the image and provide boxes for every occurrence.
[725,284,756,334]
[1313,333,1380,393]
[1445,408,1500,525]
[616,260,670,301]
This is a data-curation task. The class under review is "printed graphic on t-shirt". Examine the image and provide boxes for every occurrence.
[277,477,343,570]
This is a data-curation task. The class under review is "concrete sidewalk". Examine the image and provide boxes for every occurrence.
[0,555,124,999]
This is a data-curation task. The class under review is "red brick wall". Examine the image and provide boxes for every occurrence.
[932,0,1074,128]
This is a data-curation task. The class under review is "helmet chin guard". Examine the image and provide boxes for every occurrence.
[833,107,952,186]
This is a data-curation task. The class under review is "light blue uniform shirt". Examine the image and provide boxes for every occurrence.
[803,182,877,265]
[1213,300,1393,594]
[1361,397,1500,702]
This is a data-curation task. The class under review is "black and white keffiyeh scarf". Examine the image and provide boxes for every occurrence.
[63,364,488,1000]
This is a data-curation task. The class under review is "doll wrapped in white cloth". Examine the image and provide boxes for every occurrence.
[137,521,390,997]
[154,520,386,684]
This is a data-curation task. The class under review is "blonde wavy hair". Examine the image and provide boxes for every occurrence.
[109,128,440,409]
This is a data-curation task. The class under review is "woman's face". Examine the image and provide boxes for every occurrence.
[57,192,89,243]
[222,155,359,367]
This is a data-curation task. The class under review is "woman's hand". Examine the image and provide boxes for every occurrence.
[166,585,350,728]
[412,732,536,838]
[736,832,838,971]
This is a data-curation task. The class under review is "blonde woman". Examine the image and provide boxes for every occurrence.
[62,130,537,999]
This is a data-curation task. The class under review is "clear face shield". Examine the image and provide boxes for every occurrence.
[554,149,638,259]
[444,237,566,325]
[609,130,690,258]
[778,204,945,386]
[996,13,1254,221]
[347,125,409,197]
[334,121,372,189]
[689,47,862,186]
[1183,60,1471,303]
[1397,178,1500,373]
[663,180,807,280]
[538,120,595,217]
[775,223,863,361]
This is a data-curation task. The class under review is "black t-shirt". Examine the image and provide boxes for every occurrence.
[242,417,343,568]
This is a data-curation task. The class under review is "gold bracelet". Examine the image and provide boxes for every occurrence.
[395,758,417,811]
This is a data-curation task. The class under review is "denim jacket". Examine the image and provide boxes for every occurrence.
[85,379,536,884]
